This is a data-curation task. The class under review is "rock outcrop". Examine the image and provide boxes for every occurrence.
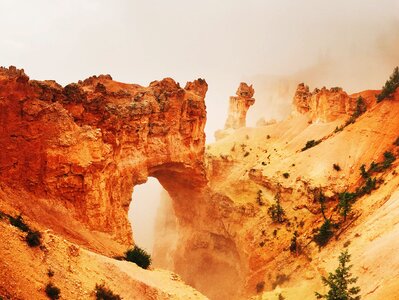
[0,66,207,245]
[215,83,255,140]
[293,83,368,122]
[0,66,244,300]
[225,83,255,129]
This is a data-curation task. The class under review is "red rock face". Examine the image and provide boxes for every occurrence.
[224,82,255,129]
[0,66,207,244]
[293,83,358,122]
[0,67,247,300]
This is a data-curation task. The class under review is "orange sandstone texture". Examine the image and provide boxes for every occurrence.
[293,83,375,122]
[0,66,243,300]
[225,82,255,129]
[0,66,207,246]
[215,82,255,140]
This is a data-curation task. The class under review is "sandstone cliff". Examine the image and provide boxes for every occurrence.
[0,66,248,300]
[0,66,211,299]
[0,66,207,246]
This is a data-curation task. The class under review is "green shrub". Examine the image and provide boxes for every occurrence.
[301,139,321,151]
[267,193,286,223]
[334,97,367,134]
[125,246,151,269]
[289,231,299,254]
[9,214,29,232]
[314,220,333,247]
[334,126,343,133]
[377,66,399,102]
[382,151,395,169]
[369,161,380,173]
[360,164,369,179]
[366,152,396,175]
[95,284,121,300]
[45,283,60,300]
[315,250,360,299]
[352,96,366,118]
[356,177,376,196]
[282,172,290,178]
[333,164,341,171]
[26,230,42,247]
[47,269,55,277]
[338,192,356,220]
[314,189,327,220]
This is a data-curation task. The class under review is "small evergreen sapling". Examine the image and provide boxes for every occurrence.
[267,192,286,223]
[314,219,334,247]
[377,66,399,102]
[315,250,360,300]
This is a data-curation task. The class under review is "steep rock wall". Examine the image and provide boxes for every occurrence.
[0,66,247,300]
[0,66,207,245]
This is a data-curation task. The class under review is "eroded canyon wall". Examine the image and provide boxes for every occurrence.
[0,66,207,245]
[0,66,247,300]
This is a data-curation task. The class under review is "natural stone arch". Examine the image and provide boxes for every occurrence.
[0,67,245,299]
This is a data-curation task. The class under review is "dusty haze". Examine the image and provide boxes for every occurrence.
[1,0,398,256]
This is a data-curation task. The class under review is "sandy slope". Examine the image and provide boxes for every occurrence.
[0,213,207,300]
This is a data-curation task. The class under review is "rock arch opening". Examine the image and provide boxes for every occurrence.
[128,177,179,269]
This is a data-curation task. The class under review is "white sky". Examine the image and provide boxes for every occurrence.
[1,0,398,139]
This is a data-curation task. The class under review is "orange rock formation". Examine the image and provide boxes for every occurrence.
[293,83,374,122]
[224,82,255,129]
[0,66,207,245]
[215,82,255,140]
[0,66,242,300]
[3,65,399,300]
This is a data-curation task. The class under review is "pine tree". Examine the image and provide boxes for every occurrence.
[338,192,356,221]
[315,189,327,220]
[315,250,361,300]
[268,192,286,223]
[314,219,333,247]
[289,231,299,254]
[377,66,399,102]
